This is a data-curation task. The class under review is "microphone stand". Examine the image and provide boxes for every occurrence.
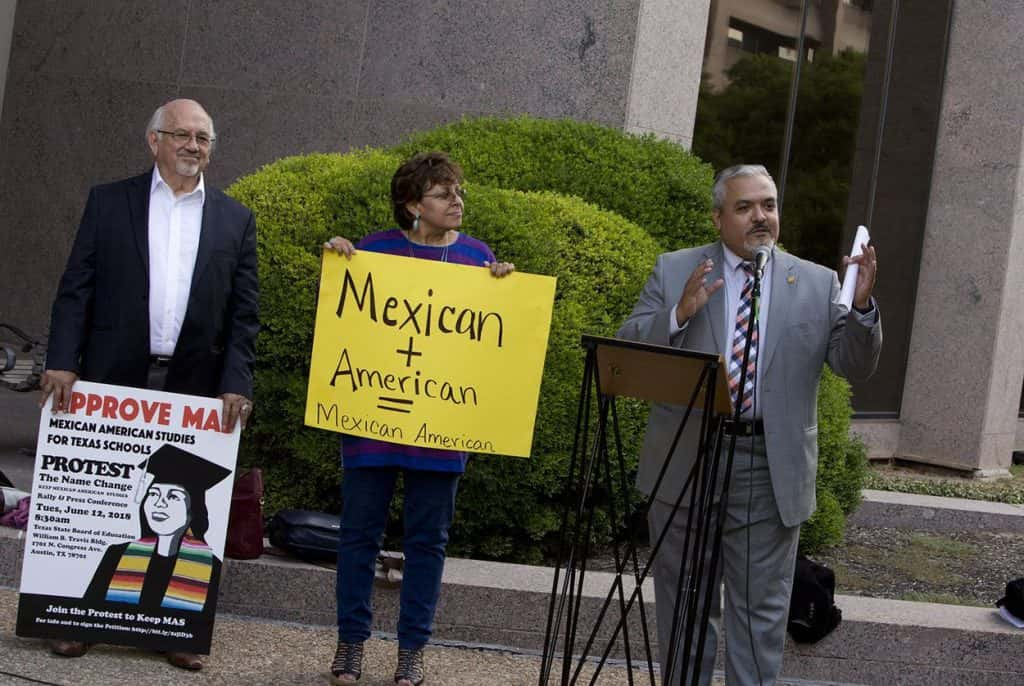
[680,263,762,685]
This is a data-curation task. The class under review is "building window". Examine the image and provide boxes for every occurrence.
[728,18,818,63]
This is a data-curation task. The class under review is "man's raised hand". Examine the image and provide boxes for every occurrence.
[675,259,724,326]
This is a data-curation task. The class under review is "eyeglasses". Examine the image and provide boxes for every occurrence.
[423,187,466,204]
[156,129,216,147]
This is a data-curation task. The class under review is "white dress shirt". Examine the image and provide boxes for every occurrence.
[148,166,205,356]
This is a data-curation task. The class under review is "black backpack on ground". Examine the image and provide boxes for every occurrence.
[997,578,1024,620]
[787,554,842,643]
[266,509,340,563]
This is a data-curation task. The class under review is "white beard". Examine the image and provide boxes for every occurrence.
[175,158,201,178]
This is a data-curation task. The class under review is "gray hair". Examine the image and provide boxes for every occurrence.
[145,102,217,151]
[712,164,774,210]
[145,105,167,143]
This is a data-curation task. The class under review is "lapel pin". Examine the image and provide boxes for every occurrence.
[787,275,796,285]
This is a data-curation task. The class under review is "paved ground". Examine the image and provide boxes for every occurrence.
[1,584,863,685]
[0,587,657,685]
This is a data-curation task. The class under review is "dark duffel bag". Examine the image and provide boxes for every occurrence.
[267,509,339,563]
[787,554,842,643]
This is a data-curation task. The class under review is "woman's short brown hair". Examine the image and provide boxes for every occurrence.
[391,152,464,230]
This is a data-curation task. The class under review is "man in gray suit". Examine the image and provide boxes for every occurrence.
[618,164,881,685]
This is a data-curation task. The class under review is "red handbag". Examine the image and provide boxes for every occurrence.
[226,468,265,559]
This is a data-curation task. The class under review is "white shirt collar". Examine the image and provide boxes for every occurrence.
[721,243,772,272]
[151,165,205,201]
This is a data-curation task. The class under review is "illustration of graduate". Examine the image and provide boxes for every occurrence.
[84,445,231,613]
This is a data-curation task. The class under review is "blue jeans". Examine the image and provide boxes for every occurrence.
[336,467,460,649]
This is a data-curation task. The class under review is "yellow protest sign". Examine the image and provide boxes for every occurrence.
[305,250,556,457]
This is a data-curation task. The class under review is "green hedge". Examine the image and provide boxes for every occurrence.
[805,368,867,551]
[392,116,717,250]
[228,117,865,560]
[394,117,864,551]
[229,151,399,511]
[228,149,662,561]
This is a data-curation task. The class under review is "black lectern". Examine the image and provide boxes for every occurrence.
[538,335,735,686]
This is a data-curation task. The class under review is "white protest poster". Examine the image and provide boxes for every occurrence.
[15,381,239,654]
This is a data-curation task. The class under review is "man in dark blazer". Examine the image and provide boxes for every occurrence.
[38,98,259,671]
[618,165,881,685]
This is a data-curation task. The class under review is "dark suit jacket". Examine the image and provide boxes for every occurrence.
[46,170,259,398]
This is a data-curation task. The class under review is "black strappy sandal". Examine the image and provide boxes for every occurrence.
[330,641,364,684]
[394,646,425,685]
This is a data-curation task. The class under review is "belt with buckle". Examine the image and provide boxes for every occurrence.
[722,418,764,437]
[149,355,172,368]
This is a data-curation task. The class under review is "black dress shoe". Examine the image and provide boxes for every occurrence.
[50,640,89,657]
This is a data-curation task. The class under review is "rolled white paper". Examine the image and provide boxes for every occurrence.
[839,225,870,310]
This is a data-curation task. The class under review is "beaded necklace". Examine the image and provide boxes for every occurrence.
[403,229,452,263]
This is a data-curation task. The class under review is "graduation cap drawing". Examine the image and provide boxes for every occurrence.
[134,444,232,504]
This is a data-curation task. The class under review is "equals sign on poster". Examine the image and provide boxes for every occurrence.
[377,396,413,413]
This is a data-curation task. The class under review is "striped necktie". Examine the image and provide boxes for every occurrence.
[728,262,758,415]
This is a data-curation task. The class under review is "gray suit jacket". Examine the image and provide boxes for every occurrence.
[617,241,881,527]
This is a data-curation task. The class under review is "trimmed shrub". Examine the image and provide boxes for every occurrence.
[229,151,400,511]
[395,117,867,553]
[392,116,718,251]
[228,149,662,562]
[816,369,867,515]
[807,367,868,552]
[801,344,867,555]
[799,489,845,554]
[228,117,867,561]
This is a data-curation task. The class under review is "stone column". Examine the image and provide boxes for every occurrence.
[624,0,711,148]
[0,0,16,123]
[897,0,1024,473]
[842,0,953,418]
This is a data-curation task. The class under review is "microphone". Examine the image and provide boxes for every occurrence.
[753,245,771,282]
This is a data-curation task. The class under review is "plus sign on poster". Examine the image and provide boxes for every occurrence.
[305,250,556,458]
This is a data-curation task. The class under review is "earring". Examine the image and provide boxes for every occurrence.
[412,213,420,231]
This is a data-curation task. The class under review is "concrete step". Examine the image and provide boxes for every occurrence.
[2,528,1020,685]
[850,489,1024,533]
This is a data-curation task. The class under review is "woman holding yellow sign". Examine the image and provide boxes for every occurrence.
[324,152,514,686]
